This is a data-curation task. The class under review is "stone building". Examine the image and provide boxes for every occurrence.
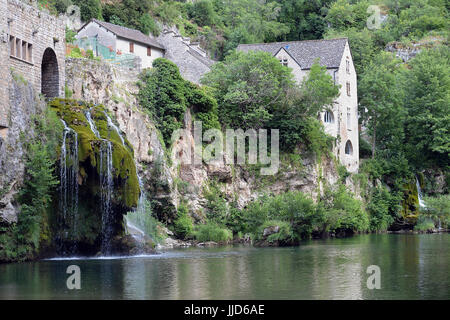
[237,38,359,172]
[157,28,214,84]
[76,19,166,70]
[0,0,66,137]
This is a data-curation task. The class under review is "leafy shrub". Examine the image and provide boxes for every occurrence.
[414,217,435,231]
[256,220,294,244]
[367,186,399,231]
[203,182,228,225]
[320,184,369,233]
[194,223,232,243]
[174,203,194,239]
[421,194,450,228]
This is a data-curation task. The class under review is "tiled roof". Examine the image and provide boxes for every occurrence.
[82,19,165,50]
[237,38,348,69]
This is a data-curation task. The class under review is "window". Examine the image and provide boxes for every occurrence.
[15,38,20,57]
[279,57,288,67]
[9,35,33,63]
[129,42,134,53]
[346,59,350,74]
[346,82,350,96]
[21,41,27,60]
[27,43,33,62]
[9,36,15,56]
[147,46,151,56]
[347,107,351,127]
[324,111,334,123]
[345,140,353,155]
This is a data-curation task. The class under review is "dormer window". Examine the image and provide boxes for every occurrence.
[279,57,288,67]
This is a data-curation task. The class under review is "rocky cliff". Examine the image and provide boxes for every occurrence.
[65,58,349,226]
[0,74,45,225]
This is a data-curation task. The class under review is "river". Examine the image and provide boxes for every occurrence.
[0,234,448,299]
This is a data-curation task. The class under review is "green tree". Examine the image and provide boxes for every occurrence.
[404,46,450,168]
[358,52,407,158]
[201,50,295,129]
[138,58,187,147]
[73,0,102,22]
[275,0,333,41]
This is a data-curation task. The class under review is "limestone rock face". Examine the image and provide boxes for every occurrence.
[0,79,45,224]
[66,58,177,222]
[65,58,345,226]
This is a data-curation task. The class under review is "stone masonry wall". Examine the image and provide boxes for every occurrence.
[0,0,66,131]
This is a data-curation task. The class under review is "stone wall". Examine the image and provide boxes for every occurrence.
[0,0,66,130]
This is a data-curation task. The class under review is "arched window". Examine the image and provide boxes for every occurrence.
[345,140,353,155]
[324,110,334,123]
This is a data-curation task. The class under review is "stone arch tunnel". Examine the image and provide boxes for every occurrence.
[41,48,59,98]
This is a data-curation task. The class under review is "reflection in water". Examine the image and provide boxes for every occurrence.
[0,234,448,299]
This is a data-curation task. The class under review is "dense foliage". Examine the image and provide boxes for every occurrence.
[202,51,339,154]
[138,58,219,149]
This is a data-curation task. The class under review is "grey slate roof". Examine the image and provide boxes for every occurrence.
[82,19,165,50]
[237,38,348,69]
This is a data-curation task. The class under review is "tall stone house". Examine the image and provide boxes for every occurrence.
[238,38,360,172]
[0,0,66,140]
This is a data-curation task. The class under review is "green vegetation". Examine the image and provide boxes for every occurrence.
[49,99,139,208]
[229,186,369,244]
[202,52,339,155]
[420,194,450,229]
[126,199,166,244]
[174,202,194,240]
[0,108,62,262]
[193,223,233,243]
[138,58,219,149]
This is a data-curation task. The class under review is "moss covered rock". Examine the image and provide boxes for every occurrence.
[48,99,140,254]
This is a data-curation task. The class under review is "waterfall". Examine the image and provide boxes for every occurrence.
[85,109,100,138]
[103,111,149,241]
[84,108,116,255]
[416,177,426,208]
[59,120,79,254]
[100,141,114,254]
[105,112,125,146]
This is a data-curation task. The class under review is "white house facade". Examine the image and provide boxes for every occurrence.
[238,38,359,172]
[76,19,165,69]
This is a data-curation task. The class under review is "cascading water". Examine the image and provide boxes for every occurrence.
[85,109,100,138]
[102,112,149,241]
[85,109,115,255]
[105,111,125,146]
[100,140,114,254]
[416,177,426,209]
[58,120,79,254]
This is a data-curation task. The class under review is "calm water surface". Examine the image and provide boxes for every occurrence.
[0,234,448,299]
